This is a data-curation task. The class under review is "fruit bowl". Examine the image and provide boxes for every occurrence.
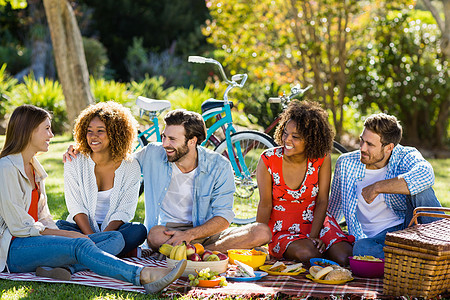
[348,256,384,278]
[197,278,221,288]
[227,249,267,270]
[166,258,229,277]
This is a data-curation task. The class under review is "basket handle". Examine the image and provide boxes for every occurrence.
[408,206,450,227]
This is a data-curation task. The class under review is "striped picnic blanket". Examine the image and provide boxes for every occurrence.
[0,257,383,299]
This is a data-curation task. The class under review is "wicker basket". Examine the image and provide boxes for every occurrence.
[383,207,450,298]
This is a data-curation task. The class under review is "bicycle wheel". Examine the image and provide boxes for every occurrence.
[214,131,277,224]
[332,141,348,154]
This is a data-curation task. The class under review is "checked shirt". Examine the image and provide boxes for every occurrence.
[328,144,435,240]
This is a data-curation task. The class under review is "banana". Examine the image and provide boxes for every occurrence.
[169,245,179,260]
[175,242,187,260]
[159,244,174,257]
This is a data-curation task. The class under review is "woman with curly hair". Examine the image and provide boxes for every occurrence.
[56,101,147,257]
[256,100,354,266]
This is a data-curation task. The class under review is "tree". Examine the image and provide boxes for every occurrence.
[420,0,449,150]
[348,7,449,149]
[1,0,94,127]
[203,0,362,140]
[42,0,93,127]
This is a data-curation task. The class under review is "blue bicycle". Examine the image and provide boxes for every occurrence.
[135,56,277,224]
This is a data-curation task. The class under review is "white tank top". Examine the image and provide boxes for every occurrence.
[95,188,112,224]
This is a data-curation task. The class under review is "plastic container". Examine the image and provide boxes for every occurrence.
[227,249,267,270]
[166,258,229,277]
[348,256,384,278]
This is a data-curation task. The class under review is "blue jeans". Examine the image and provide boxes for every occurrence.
[353,187,442,259]
[7,231,143,286]
[56,220,147,257]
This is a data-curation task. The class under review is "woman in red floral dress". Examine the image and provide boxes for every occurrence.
[256,101,354,266]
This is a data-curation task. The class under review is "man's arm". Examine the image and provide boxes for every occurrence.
[164,216,229,245]
[361,177,409,204]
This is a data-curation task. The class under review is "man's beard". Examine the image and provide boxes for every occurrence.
[166,142,190,162]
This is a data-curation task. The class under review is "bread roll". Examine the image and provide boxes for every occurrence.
[314,266,333,280]
[309,266,323,277]
[324,268,352,281]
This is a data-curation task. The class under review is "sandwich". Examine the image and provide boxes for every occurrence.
[268,261,286,272]
[269,261,303,273]
[234,260,256,277]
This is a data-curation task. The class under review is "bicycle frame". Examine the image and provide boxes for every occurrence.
[201,103,251,180]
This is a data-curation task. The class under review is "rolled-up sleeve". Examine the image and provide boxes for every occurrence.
[397,151,435,195]
[64,158,90,222]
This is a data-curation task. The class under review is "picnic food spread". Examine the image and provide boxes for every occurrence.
[188,267,227,287]
[226,260,256,277]
[308,265,353,281]
[159,243,228,261]
[268,261,304,273]
[352,255,383,262]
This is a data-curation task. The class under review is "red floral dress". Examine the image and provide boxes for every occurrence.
[261,147,354,259]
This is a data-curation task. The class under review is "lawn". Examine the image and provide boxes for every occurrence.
[0,135,449,299]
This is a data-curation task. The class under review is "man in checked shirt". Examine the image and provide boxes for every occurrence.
[328,113,442,259]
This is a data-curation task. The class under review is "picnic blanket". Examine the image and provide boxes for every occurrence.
[0,257,384,299]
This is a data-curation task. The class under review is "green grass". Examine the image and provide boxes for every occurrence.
[0,134,449,298]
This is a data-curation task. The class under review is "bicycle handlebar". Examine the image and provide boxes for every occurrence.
[188,55,248,101]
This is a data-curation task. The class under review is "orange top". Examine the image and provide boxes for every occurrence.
[12,171,39,241]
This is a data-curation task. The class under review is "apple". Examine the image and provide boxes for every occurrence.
[206,254,220,261]
[202,250,213,261]
[216,252,228,261]
[186,243,196,256]
[188,253,202,261]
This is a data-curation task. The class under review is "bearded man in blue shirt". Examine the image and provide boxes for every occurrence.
[328,113,442,259]
[134,109,271,253]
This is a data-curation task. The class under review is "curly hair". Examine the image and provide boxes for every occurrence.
[73,101,138,161]
[273,100,335,159]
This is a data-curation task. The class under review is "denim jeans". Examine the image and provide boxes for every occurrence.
[7,231,143,286]
[56,220,147,257]
[353,187,443,259]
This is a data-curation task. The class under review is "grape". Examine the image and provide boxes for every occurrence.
[188,274,195,281]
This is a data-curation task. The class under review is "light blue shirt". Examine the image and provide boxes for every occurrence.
[328,145,435,240]
[134,143,235,231]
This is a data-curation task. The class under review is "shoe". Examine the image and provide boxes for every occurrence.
[36,266,71,281]
[143,259,187,294]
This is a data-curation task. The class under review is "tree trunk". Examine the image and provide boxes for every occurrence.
[43,0,94,128]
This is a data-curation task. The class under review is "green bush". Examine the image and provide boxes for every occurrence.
[90,77,132,106]
[0,63,17,120]
[128,75,174,100]
[125,37,189,87]
[83,37,109,79]
[166,85,212,113]
[10,74,67,134]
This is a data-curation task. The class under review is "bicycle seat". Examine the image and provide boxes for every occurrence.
[136,96,171,112]
[201,99,234,114]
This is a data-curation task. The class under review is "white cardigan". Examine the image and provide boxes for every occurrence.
[0,153,58,272]
[64,154,141,232]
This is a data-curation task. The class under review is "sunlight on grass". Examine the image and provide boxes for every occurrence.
[1,286,31,299]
